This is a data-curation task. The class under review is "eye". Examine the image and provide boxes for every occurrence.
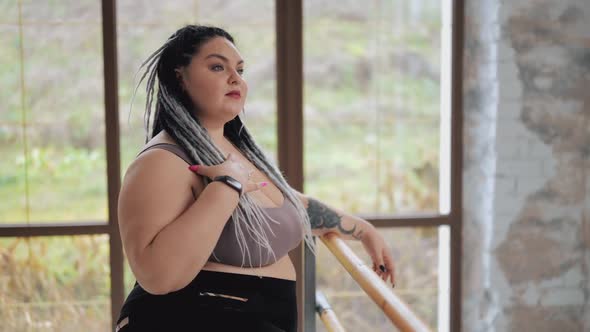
[237,68,245,76]
[211,64,224,71]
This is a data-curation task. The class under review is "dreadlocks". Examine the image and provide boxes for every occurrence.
[131,25,316,267]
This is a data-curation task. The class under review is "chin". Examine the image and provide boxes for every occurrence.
[218,110,241,123]
[226,107,243,117]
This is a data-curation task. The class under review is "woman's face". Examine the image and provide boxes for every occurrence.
[176,37,248,125]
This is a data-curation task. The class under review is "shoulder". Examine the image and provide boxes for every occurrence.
[123,130,202,197]
[132,130,185,176]
[141,130,177,150]
[123,149,195,199]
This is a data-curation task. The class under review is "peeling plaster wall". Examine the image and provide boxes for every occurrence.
[462,0,590,331]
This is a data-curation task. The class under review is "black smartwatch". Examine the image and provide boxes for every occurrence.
[212,175,243,197]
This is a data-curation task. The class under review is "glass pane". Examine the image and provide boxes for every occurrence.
[315,227,439,331]
[0,26,20,117]
[20,0,101,22]
[304,0,442,215]
[0,235,111,330]
[0,124,27,222]
[117,0,277,173]
[198,1,274,24]
[0,1,17,23]
[1,3,107,224]
[0,24,26,222]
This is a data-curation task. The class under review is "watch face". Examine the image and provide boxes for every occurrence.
[226,177,242,191]
[213,175,243,195]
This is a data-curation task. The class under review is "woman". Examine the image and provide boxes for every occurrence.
[116,25,395,332]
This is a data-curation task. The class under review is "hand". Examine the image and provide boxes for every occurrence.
[361,225,396,287]
[188,153,267,193]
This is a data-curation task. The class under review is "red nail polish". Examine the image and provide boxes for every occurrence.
[261,182,268,187]
[188,165,199,172]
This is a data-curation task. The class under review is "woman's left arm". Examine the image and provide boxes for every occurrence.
[296,191,396,286]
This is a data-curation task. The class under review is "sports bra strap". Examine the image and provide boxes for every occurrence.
[136,143,192,165]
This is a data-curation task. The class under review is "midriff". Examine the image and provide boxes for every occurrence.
[201,254,296,281]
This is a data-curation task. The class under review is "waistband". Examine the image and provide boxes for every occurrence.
[181,270,295,299]
[122,270,296,308]
[118,270,297,331]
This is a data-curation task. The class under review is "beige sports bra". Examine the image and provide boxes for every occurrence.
[137,143,303,267]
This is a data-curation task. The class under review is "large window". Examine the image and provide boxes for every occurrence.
[304,1,454,331]
[1,1,461,330]
[304,1,443,216]
[0,236,111,330]
[1,1,107,224]
[0,1,111,329]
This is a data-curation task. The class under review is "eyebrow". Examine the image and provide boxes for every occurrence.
[205,53,244,65]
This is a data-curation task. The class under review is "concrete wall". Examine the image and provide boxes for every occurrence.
[462,0,590,330]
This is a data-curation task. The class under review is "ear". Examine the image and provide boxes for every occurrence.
[174,68,187,91]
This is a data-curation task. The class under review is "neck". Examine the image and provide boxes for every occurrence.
[207,125,225,144]
[199,117,227,147]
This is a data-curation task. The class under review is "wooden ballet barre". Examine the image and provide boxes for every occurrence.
[320,232,432,332]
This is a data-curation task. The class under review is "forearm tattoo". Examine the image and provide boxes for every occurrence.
[307,198,364,240]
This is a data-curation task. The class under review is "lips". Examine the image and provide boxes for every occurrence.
[225,90,241,99]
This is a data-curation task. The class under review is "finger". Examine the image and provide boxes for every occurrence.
[384,269,393,284]
[383,248,396,286]
[373,262,383,278]
[221,153,234,164]
[380,262,392,283]
[372,254,386,280]
[371,259,383,274]
[188,164,206,176]
[385,266,393,285]
[377,259,388,282]
[246,181,268,193]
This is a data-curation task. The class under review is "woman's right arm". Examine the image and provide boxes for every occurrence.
[118,149,240,295]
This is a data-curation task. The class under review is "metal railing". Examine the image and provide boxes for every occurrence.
[316,291,347,332]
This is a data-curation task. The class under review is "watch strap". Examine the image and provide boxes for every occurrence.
[212,175,243,196]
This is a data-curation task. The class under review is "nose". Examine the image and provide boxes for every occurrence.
[228,69,242,85]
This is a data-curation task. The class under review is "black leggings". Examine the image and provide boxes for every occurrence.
[116,270,297,332]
